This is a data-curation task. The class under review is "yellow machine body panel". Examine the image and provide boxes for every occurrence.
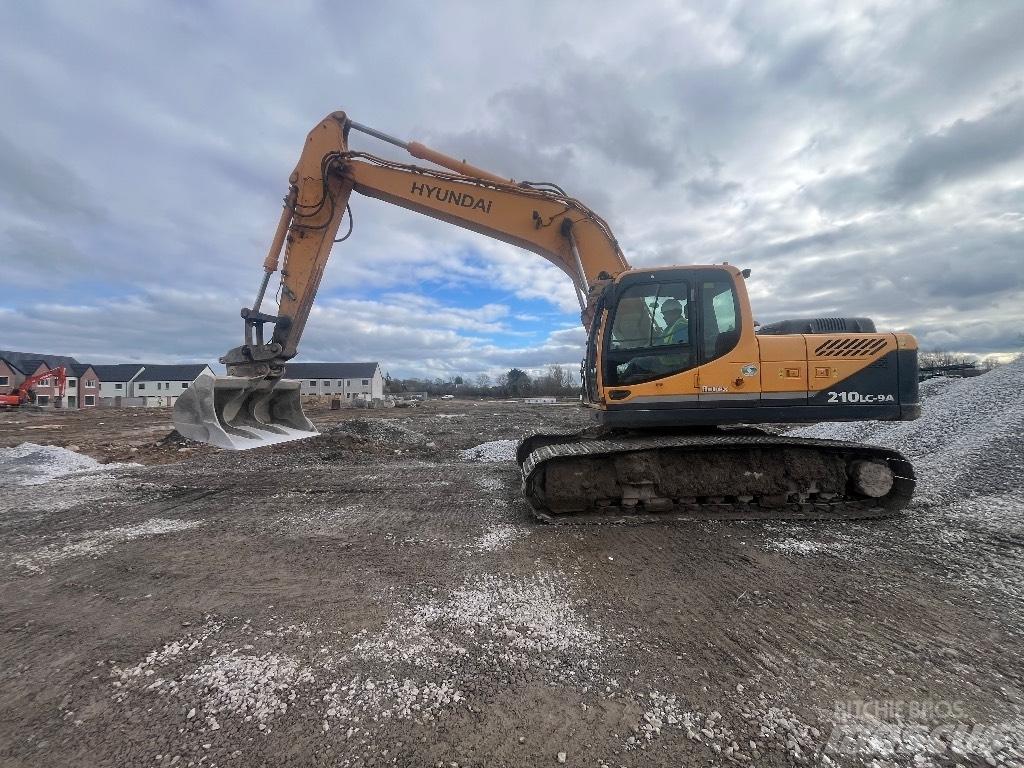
[588,266,919,428]
[758,335,809,397]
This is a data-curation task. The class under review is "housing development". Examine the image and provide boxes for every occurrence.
[0,350,385,409]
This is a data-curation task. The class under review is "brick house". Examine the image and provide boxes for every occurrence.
[0,351,100,408]
[0,357,27,396]
[0,358,88,407]
[68,363,101,408]
[0,357,53,404]
[29,362,63,407]
[0,350,98,408]
[1,351,216,409]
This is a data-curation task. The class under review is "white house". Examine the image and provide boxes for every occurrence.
[131,364,214,406]
[284,362,385,401]
[93,364,145,405]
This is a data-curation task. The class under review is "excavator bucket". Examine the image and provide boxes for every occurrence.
[172,371,317,450]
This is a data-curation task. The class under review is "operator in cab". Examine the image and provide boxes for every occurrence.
[657,299,688,345]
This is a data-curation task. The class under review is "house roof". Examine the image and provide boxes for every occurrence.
[0,356,27,374]
[134,364,212,382]
[0,349,83,375]
[283,362,380,380]
[13,358,48,375]
[91,364,146,382]
[68,362,95,377]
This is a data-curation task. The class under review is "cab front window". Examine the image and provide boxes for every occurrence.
[605,281,693,385]
[603,271,742,387]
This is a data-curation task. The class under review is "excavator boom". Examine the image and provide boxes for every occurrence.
[174,111,628,449]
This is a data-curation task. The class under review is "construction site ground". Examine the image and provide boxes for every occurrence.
[1,368,1022,768]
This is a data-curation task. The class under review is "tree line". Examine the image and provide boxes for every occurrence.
[386,365,581,398]
[918,349,1007,370]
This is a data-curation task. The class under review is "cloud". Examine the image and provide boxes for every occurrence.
[1,225,93,287]
[0,132,106,223]
[0,285,584,380]
[809,99,1024,210]
[886,99,1024,199]
[0,0,1022,373]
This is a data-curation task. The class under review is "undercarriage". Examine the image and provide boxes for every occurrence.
[517,429,915,523]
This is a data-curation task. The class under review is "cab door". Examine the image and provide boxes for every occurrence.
[696,272,762,407]
[599,271,702,408]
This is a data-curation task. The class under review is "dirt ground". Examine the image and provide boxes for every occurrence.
[1,400,1022,767]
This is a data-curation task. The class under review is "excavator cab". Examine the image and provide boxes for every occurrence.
[583,266,746,404]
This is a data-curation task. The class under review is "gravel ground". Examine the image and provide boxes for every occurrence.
[0,381,1022,767]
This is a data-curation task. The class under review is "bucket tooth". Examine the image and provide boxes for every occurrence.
[172,372,317,450]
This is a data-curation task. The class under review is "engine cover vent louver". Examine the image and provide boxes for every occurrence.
[814,337,889,357]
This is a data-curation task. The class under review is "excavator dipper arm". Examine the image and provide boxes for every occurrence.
[173,111,627,448]
[227,112,627,376]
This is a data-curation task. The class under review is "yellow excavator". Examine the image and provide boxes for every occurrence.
[174,111,919,521]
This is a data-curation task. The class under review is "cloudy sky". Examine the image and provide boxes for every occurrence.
[1,1,1022,379]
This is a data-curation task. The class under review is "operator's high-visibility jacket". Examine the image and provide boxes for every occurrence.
[653,318,690,370]
[657,318,689,345]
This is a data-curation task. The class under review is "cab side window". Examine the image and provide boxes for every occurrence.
[701,279,740,362]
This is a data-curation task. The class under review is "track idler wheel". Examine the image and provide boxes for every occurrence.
[849,460,895,498]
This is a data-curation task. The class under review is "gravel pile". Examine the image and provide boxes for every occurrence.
[107,587,600,764]
[474,474,508,492]
[635,691,684,742]
[460,439,517,462]
[262,504,367,536]
[617,691,821,762]
[766,538,850,556]
[111,618,323,754]
[790,358,1024,505]
[320,676,464,730]
[112,617,227,690]
[823,710,1024,766]
[0,442,137,487]
[472,523,526,552]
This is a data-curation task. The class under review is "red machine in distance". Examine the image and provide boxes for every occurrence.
[0,366,67,409]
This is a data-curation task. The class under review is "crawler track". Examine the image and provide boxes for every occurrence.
[518,432,915,524]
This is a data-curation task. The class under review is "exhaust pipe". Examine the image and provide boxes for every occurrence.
[172,371,317,450]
